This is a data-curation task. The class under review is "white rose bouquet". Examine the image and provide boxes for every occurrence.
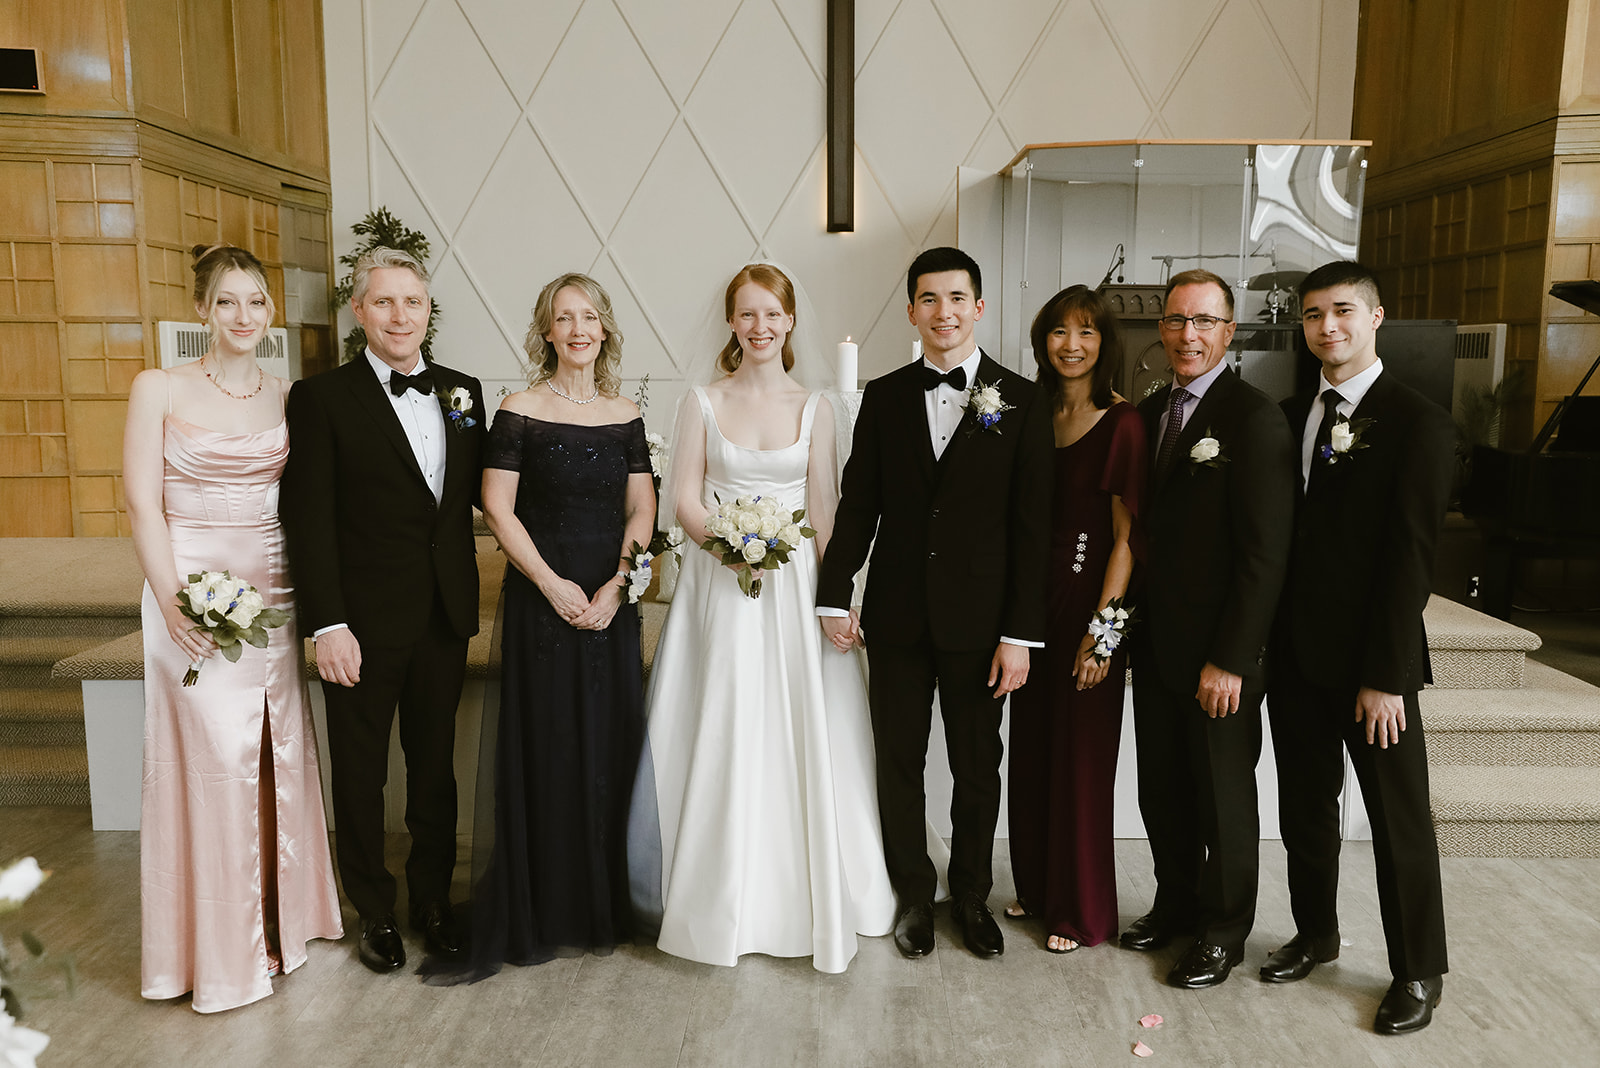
[700,493,816,598]
[175,570,290,686]
[1,856,56,1058]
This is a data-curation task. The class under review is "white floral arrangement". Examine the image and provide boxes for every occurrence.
[964,379,1013,433]
[645,431,667,480]
[175,571,290,686]
[1,857,52,1066]
[1189,430,1229,471]
[623,541,653,604]
[1086,597,1134,663]
[700,494,816,598]
[1319,416,1373,465]
[435,386,477,431]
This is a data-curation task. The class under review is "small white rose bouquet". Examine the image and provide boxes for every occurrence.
[1086,597,1134,664]
[1,856,57,1059]
[1319,416,1373,465]
[964,379,1013,433]
[175,571,290,686]
[435,386,477,432]
[1189,430,1229,471]
[700,493,816,598]
[623,541,654,604]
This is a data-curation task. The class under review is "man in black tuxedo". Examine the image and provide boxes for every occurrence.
[1260,261,1452,1034]
[1123,269,1295,988]
[817,247,1053,959]
[280,247,486,973]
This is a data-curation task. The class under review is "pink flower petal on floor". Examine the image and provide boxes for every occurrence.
[1139,1014,1163,1028]
[1133,1040,1154,1057]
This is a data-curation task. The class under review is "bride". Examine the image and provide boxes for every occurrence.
[629,263,898,973]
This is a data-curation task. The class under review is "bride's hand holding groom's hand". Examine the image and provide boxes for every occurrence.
[820,609,862,653]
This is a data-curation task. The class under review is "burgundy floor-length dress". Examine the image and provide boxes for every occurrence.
[1007,401,1146,947]
[140,415,342,1013]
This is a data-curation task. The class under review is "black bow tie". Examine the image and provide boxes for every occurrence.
[389,368,435,397]
[922,365,968,392]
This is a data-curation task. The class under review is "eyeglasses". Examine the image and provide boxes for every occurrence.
[1157,314,1232,332]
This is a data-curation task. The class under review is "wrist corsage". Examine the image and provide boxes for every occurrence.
[964,379,1013,434]
[436,386,477,431]
[622,541,653,604]
[1320,416,1374,464]
[1188,431,1228,471]
[1087,597,1133,664]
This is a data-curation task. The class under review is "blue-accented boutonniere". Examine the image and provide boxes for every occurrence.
[963,379,1014,435]
[1319,416,1374,465]
[1188,430,1229,472]
[436,386,477,431]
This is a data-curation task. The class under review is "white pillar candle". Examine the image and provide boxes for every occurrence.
[836,337,858,393]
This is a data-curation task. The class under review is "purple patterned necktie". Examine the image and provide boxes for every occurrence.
[1155,387,1192,473]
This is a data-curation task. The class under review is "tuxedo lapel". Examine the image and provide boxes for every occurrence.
[344,357,431,492]
[1283,392,1314,503]
[905,369,937,482]
[930,351,1000,480]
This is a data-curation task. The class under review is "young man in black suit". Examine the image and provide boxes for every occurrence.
[1260,260,1453,1034]
[280,248,486,973]
[816,247,1053,959]
[1123,269,1296,988]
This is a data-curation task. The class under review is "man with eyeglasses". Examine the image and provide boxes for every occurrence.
[1120,268,1295,990]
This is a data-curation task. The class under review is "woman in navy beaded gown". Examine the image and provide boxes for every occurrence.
[440,273,655,980]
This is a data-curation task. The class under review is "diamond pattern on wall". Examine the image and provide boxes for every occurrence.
[329,0,1356,409]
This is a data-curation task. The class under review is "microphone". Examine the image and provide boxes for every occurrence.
[1099,243,1126,287]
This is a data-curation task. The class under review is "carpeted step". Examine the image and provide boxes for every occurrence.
[1424,660,1600,766]
[1422,594,1543,690]
[0,687,86,747]
[1431,764,1600,858]
[0,746,89,806]
[0,636,112,689]
[0,614,139,639]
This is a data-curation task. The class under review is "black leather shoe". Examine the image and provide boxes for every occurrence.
[951,892,1004,958]
[410,900,463,958]
[893,902,935,958]
[1119,910,1189,952]
[358,915,405,973]
[1166,941,1243,988]
[1259,934,1339,983]
[1374,976,1443,1035]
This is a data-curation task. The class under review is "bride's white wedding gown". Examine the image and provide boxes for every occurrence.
[629,387,904,973]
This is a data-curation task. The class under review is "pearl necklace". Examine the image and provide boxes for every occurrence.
[547,379,599,405]
[201,356,265,400]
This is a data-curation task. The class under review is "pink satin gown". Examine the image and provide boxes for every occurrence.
[140,414,342,1013]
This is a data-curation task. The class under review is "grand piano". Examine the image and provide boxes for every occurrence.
[1462,280,1600,618]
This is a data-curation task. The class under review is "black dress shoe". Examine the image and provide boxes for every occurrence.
[1166,941,1243,988]
[1374,976,1443,1035]
[951,892,1004,958]
[1119,910,1189,952]
[893,902,935,958]
[1259,934,1339,983]
[410,900,463,958]
[358,915,406,973]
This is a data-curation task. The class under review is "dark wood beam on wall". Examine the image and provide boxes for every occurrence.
[826,0,854,232]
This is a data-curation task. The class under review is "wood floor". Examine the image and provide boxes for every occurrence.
[4,808,1597,1067]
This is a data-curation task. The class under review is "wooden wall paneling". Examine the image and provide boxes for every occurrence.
[74,474,126,537]
[0,322,63,394]
[127,0,187,121]
[281,0,329,174]
[57,244,140,319]
[0,0,130,114]
[0,478,71,537]
[0,161,53,237]
[65,322,144,395]
[0,242,57,317]
[186,0,242,140]
[235,0,287,158]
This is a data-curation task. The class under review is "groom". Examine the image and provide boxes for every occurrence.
[817,247,1052,959]
[281,247,486,973]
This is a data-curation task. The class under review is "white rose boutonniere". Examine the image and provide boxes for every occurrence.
[436,386,477,432]
[1188,430,1229,472]
[1319,416,1374,465]
[963,379,1014,434]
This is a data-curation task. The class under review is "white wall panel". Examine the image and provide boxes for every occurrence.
[325,0,1359,427]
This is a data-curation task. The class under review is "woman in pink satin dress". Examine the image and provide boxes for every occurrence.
[124,244,342,1013]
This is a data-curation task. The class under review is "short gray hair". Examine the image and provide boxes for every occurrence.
[351,247,431,304]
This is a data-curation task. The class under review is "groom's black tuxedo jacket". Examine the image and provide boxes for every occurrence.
[1273,370,1455,694]
[1135,367,1296,694]
[817,352,1053,651]
[280,356,487,648]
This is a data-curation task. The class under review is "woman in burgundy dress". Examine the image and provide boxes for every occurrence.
[1006,285,1146,952]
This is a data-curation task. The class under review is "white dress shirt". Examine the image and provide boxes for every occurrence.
[1300,357,1383,487]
